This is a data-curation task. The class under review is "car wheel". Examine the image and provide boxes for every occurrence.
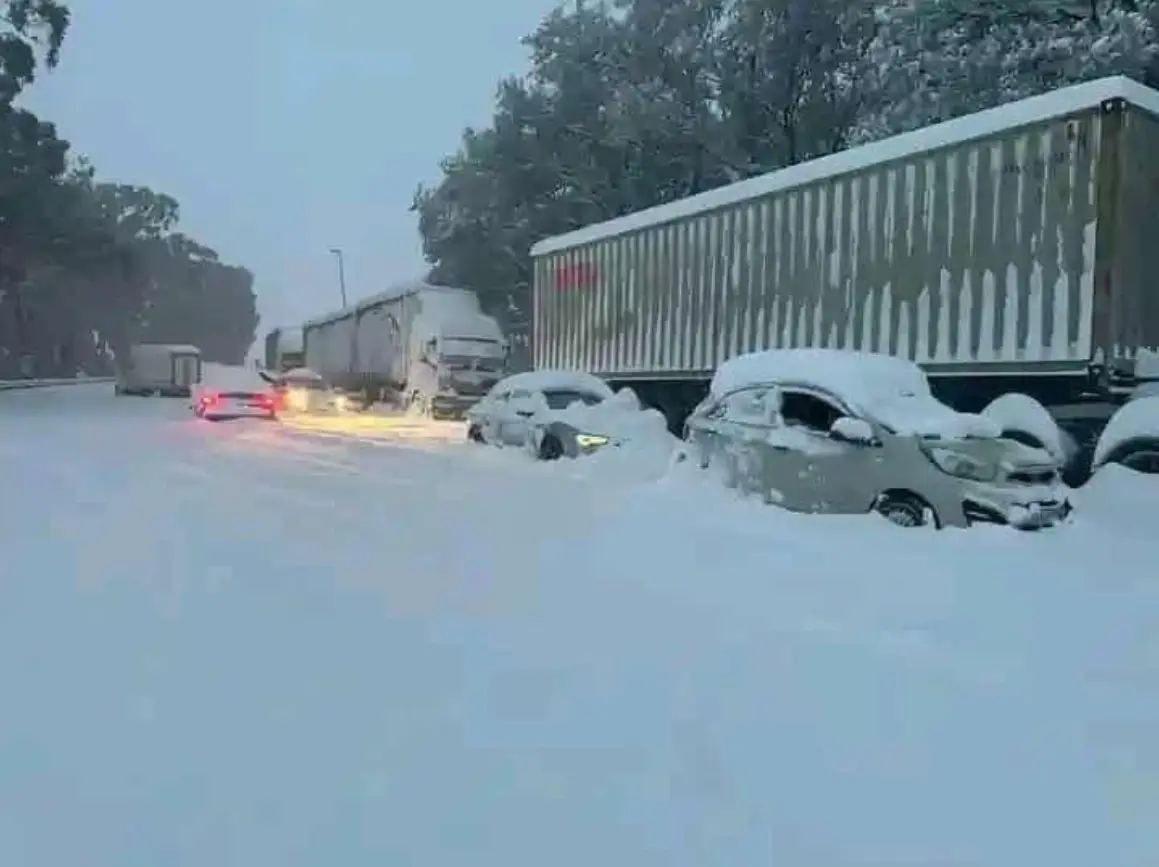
[539,435,563,461]
[876,491,937,528]
[467,424,484,443]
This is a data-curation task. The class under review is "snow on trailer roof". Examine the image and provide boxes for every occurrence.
[711,349,931,399]
[531,75,1159,256]
[300,280,478,330]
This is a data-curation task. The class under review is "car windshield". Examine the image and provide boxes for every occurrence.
[542,389,603,410]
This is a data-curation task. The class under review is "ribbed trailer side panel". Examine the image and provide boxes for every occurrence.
[534,107,1112,378]
[1110,106,1159,360]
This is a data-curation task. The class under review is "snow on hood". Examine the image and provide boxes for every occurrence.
[872,394,1002,440]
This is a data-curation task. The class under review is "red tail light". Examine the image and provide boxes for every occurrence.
[200,392,219,406]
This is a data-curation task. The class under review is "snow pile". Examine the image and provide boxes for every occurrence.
[1,389,1158,866]
[982,392,1070,461]
[1092,394,1159,469]
[1072,463,1159,540]
[548,388,679,481]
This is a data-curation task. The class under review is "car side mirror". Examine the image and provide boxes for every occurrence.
[829,417,877,445]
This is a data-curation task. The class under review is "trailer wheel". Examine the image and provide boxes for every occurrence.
[467,424,485,443]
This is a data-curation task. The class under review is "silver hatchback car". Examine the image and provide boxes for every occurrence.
[684,355,1071,530]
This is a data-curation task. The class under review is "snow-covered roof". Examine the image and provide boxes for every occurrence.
[495,369,614,397]
[531,75,1159,256]
[711,348,929,399]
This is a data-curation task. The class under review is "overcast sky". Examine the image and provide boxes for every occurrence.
[26,0,559,331]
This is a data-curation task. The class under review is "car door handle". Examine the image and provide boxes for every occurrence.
[769,444,789,451]
[516,410,533,417]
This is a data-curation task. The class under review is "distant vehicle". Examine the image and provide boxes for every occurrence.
[529,76,1159,482]
[115,343,201,397]
[193,388,277,422]
[466,370,667,461]
[683,348,1071,530]
[258,366,351,414]
[301,280,509,419]
[263,327,306,373]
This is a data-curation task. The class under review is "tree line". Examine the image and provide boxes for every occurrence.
[415,0,1159,358]
[0,0,258,379]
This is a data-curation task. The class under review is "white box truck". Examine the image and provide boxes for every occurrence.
[115,343,202,397]
[530,75,1159,482]
[302,281,509,419]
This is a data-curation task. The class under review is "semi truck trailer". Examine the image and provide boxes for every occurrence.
[530,75,1159,481]
[263,327,305,373]
[302,280,509,418]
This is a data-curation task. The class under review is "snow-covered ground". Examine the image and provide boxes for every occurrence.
[1,380,1158,866]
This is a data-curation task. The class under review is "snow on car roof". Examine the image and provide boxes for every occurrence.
[711,348,930,399]
[496,369,613,397]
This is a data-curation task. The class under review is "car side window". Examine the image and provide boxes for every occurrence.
[722,387,774,423]
[780,389,844,433]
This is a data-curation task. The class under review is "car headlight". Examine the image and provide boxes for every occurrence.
[287,388,308,409]
[924,446,997,482]
[333,395,347,410]
[575,433,610,449]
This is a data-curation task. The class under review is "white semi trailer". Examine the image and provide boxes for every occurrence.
[302,281,508,418]
[530,75,1159,482]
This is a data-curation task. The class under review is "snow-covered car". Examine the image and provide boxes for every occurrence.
[466,370,658,460]
[259,367,353,415]
[193,388,277,421]
[683,348,1071,530]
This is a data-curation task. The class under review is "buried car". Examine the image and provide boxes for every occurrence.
[683,349,1071,529]
[466,370,662,460]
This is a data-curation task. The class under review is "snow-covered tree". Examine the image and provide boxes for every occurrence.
[854,0,1159,142]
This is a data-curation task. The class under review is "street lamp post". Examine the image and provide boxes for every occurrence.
[329,247,347,307]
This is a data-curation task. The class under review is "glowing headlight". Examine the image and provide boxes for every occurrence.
[333,394,348,410]
[924,447,997,482]
[575,433,610,449]
[287,388,308,410]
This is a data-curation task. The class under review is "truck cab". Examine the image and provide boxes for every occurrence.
[409,331,508,419]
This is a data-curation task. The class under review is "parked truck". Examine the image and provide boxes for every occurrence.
[114,343,201,397]
[529,75,1159,482]
[263,327,306,373]
[301,281,508,419]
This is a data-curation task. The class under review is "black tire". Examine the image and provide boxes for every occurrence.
[467,425,484,443]
[1102,436,1159,474]
[539,435,564,461]
[876,491,937,528]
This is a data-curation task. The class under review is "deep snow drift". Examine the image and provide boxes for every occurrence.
[0,382,1157,866]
